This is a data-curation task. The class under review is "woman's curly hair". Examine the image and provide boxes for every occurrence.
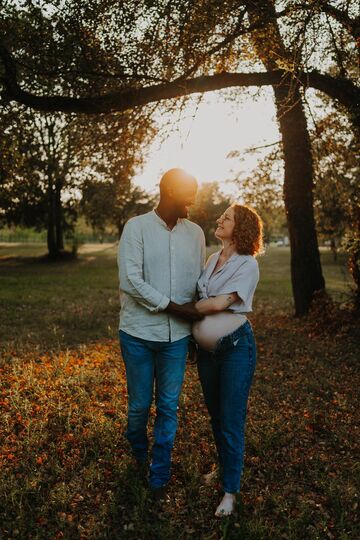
[232,204,264,256]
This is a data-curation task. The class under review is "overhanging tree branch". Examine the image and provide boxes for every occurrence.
[1,44,359,125]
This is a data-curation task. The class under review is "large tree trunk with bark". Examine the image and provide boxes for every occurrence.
[274,83,325,315]
[246,0,325,315]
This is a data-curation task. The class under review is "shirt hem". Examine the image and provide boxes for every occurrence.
[119,326,191,342]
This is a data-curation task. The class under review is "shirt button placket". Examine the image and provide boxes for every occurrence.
[170,234,175,341]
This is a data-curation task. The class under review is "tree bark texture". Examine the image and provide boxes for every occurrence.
[245,0,325,315]
[274,84,325,314]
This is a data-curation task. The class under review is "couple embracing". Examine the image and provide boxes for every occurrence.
[118,168,263,517]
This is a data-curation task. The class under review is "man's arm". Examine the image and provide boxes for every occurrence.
[118,220,170,312]
[165,301,204,322]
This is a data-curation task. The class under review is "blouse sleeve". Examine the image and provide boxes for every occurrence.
[219,258,259,305]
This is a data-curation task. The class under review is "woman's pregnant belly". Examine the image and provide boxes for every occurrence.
[192,311,247,352]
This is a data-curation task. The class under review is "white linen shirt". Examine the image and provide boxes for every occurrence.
[197,251,259,313]
[118,210,206,342]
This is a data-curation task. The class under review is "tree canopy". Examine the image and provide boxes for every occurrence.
[0,1,358,122]
[0,97,154,256]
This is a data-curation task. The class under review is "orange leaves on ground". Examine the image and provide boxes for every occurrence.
[0,339,127,470]
[36,454,48,465]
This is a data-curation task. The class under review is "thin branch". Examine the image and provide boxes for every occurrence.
[326,13,347,77]
[246,140,282,153]
[318,1,360,39]
[174,3,294,82]
[278,1,360,39]
[176,7,248,80]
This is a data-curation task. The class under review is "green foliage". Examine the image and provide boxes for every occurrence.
[1,0,358,314]
[0,97,154,255]
[311,108,360,300]
[312,111,359,241]
[2,1,358,94]
[229,146,288,242]
[189,182,231,245]
[81,179,157,238]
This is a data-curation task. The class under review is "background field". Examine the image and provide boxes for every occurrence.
[0,243,352,353]
[0,244,358,539]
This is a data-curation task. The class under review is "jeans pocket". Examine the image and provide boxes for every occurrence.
[215,335,237,354]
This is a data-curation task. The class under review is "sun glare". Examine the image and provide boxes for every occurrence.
[134,89,279,196]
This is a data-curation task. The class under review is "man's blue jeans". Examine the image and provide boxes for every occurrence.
[119,330,189,488]
[197,320,256,494]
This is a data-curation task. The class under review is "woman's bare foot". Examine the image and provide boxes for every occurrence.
[215,493,236,517]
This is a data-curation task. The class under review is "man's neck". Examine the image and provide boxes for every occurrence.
[155,205,178,230]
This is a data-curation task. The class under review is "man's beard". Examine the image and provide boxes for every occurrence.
[176,205,188,218]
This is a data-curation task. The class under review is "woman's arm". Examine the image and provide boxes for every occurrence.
[195,293,240,315]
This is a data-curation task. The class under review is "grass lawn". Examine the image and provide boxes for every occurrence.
[0,243,359,539]
[0,243,353,352]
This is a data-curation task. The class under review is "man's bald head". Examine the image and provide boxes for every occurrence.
[158,168,198,219]
[159,168,197,196]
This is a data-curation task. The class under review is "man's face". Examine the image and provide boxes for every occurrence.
[169,180,198,218]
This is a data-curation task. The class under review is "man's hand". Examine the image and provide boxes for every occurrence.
[165,301,204,322]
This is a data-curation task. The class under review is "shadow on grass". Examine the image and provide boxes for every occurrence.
[0,251,80,266]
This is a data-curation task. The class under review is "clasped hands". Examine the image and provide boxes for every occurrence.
[165,300,203,322]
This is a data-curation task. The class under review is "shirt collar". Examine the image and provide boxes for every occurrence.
[207,249,239,278]
[151,209,184,231]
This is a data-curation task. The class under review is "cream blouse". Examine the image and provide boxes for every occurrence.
[192,251,259,351]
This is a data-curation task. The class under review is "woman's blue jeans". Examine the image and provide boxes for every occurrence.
[119,330,189,488]
[197,320,256,494]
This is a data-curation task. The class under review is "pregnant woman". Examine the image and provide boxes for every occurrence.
[192,204,263,517]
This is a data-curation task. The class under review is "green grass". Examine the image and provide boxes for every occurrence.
[0,243,352,352]
[0,243,358,539]
[0,243,119,352]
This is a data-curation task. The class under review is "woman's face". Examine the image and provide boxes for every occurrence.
[215,206,235,241]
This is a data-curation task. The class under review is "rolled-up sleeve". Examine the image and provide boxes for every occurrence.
[118,220,170,312]
[217,259,259,305]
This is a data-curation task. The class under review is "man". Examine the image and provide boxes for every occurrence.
[118,168,206,497]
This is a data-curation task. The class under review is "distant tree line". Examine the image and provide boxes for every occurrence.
[0,103,155,257]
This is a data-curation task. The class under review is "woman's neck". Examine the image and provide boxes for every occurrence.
[220,239,237,259]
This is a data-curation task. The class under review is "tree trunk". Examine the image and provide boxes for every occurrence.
[245,0,325,315]
[274,84,325,315]
[47,180,57,258]
[55,180,64,251]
